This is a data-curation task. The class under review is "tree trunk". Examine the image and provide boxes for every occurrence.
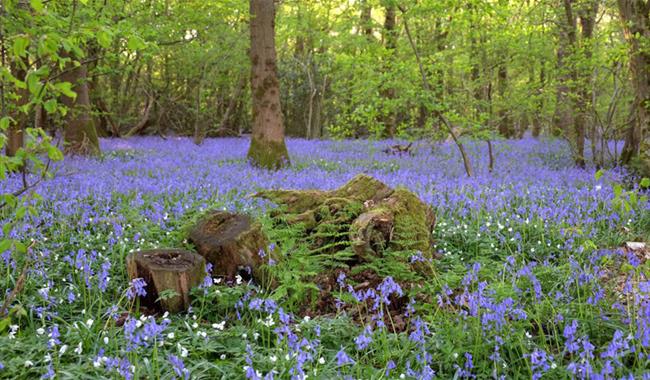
[497,63,514,138]
[247,0,290,169]
[126,249,205,313]
[554,0,577,138]
[573,0,599,168]
[60,56,100,156]
[532,66,545,137]
[617,0,650,166]
[6,62,27,157]
[382,4,397,137]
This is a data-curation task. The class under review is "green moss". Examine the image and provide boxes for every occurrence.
[247,137,290,170]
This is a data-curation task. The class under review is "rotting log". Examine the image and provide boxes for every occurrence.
[126,249,205,313]
[255,174,436,275]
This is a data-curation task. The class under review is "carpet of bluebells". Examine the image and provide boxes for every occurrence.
[1,137,649,379]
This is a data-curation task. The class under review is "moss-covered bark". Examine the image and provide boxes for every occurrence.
[256,174,436,276]
[247,137,290,170]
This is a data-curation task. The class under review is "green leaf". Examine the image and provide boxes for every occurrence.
[0,117,11,131]
[43,99,57,114]
[30,0,44,12]
[55,82,76,99]
[613,184,623,198]
[13,37,30,58]
[97,30,112,49]
[641,178,650,188]
[15,206,27,220]
[14,241,26,254]
[594,169,604,181]
[0,317,11,334]
[127,36,145,51]
[26,73,40,94]
[0,239,12,253]
[47,145,63,161]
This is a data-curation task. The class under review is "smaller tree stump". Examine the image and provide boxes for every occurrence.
[126,249,205,313]
[188,211,269,283]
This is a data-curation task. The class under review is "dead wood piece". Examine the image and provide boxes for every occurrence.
[126,249,205,313]
[188,211,270,283]
[255,174,436,275]
[382,142,414,156]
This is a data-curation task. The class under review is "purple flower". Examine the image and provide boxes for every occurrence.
[335,348,355,366]
[354,326,373,350]
[168,354,189,380]
[126,278,147,300]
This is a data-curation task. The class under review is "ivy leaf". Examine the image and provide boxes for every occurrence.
[13,37,30,58]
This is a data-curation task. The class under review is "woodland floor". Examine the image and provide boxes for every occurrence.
[0,137,649,379]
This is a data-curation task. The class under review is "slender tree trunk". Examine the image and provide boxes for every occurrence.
[532,66,545,137]
[6,62,27,157]
[247,0,290,169]
[617,0,650,167]
[5,1,29,158]
[573,1,598,168]
[60,54,100,155]
[382,4,397,137]
[497,63,514,138]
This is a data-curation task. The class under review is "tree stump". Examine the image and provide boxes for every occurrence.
[255,174,436,276]
[126,249,205,313]
[188,211,269,283]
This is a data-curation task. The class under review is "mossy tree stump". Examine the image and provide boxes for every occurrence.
[188,211,270,283]
[126,249,205,313]
[256,174,436,276]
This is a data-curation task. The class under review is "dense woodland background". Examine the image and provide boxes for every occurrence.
[1,0,649,173]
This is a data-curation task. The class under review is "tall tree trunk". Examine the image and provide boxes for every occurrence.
[5,0,29,158]
[247,0,290,169]
[6,62,27,157]
[382,4,397,137]
[573,0,599,168]
[554,0,577,139]
[617,0,650,167]
[60,55,100,155]
[532,66,545,137]
[497,63,514,138]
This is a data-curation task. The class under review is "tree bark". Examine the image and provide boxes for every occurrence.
[497,63,514,138]
[247,0,290,169]
[532,66,545,137]
[554,0,577,138]
[126,249,205,313]
[60,53,100,155]
[382,4,397,137]
[617,0,650,166]
[6,62,27,157]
